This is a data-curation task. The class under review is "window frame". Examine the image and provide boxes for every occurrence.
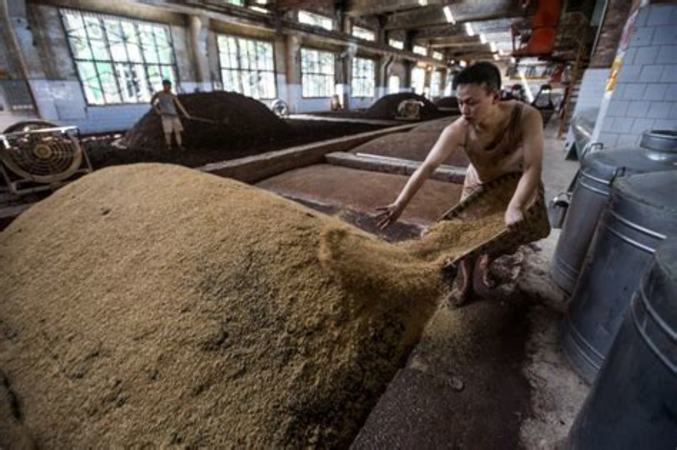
[59,8,179,107]
[216,34,277,100]
[413,45,428,56]
[300,47,336,99]
[298,10,334,31]
[351,57,375,98]
[388,39,404,50]
[352,26,375,42]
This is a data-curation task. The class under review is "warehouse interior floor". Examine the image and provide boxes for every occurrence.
[351,119,590,449]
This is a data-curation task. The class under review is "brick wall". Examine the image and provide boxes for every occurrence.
[598,2,677,149]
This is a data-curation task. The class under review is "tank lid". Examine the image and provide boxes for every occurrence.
[614,171,677,215]
[640,130,677,152]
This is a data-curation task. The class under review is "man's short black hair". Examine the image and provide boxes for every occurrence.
[452,62,501,93]
[162,79,172,86]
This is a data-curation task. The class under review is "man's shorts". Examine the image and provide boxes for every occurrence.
[161,116,184,134]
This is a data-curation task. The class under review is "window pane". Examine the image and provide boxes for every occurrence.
[68,36,93,60]
[216,34,276,99]
[76,61,104,104]
[62,11,87,39]
[89,39,109,60]
[84,16,104,40]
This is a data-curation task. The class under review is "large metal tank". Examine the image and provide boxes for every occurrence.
[566,239,677,449]
[551,130,677,293]
[562,171,677,383]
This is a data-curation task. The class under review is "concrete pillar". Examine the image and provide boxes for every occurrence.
[188,15,211,91]
[376,55,392,99]
[285,34,301,112]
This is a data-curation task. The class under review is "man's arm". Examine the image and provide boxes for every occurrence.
[376,121,463,228]
[174,96,190,118]
[505,105,544,227]
[150,92,161,114]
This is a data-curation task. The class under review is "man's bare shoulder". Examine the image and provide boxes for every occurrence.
[441,117,467,142]
[518,103,544,129]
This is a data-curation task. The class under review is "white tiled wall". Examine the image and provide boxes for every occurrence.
[597,3,677,149]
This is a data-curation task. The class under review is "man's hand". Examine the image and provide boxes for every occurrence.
[375,202,405,229]
[505,204,524,228]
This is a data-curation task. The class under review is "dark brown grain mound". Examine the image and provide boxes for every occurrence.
[123,91,289,150]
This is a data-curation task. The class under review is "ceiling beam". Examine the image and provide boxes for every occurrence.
[384,1,527,30]
[345,0,449,17]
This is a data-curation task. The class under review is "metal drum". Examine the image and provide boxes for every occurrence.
[562,171,677,383]
[551,130,677,293]
[567,240,677,449]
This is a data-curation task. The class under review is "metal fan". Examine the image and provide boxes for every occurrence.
[270,99,290,117]
[0,121,92,195]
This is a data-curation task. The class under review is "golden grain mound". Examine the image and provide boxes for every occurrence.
[0,164,512,448]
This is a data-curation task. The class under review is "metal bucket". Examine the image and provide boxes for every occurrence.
[551,130,677,293]
[566,239,677,448]
[562,171,677,383]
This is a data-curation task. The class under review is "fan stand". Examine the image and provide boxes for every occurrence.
[0,125,92,196]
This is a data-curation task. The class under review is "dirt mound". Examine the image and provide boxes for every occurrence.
[352,131,470,167]
[123,92,289,150]
[0,164,519,448]
[434,96,460,110]
[365,93,440,120]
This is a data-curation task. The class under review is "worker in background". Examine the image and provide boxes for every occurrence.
[376,62,544,306]
[151,79,190,150]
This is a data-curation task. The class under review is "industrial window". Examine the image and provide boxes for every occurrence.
[298,10,333,31]
[389,39,404,50]
[351,58,375,97]
[388,75,400,94]
[352,26,375,41]
[60,9,177,105]
[432,51,444,61]
[431,71,441,97]
[413,45,428,56]
[217,35,276,100]
[301,48,335,98]
[411,67,426,95]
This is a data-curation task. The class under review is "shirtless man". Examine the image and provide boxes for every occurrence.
[376,62,544,305]
[151,80,190,150]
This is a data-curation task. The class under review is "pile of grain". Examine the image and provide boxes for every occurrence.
[410,117,455,134]
[123,92,289,150]
[365,93,440,120]
[434,96,460,110]
[352,131,470,167]
[0,164,510,448]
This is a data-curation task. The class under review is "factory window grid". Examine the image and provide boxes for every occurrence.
[301,48,335,98]
[351,57,375,97]
[217,35,276,100]
[352,26,375,41]
[389,39,404,50]
[432,51,444,61]
[298,10,333,31]
[60,9,178,106]
[413,45,428,56]
[430,70,442,97]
